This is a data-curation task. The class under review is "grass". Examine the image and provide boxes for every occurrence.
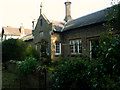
[2,70,20,88]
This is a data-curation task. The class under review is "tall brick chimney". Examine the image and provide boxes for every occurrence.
[64,0,72,22]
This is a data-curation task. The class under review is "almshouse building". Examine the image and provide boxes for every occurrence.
[32,0,119,61]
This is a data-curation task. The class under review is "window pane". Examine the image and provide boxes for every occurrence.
[75,43,78,53]
[55,42,61,54]
[79,44,82,53]
[70,39,82,54]
[40,32,43,37]
[70,45,74,53]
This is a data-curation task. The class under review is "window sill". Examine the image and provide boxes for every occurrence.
[70,53,82,57]
[71,53,82,55]
[55,53,61,57]
[55,53,61,55]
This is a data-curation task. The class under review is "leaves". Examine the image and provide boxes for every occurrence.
[16,56,37,75]
[2,39,39,62]
[52,34,120,89]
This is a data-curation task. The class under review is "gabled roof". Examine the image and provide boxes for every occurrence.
[51,20,65,32]
[37,14,65,32]
[2,26,32,36]
[63,7,110,31]
[42,14,51,24]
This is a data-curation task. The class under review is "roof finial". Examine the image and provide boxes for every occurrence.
[40,2,43,8]
[40,2,43,15]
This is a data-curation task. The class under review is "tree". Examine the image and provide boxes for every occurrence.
[2,39,39,62]
[105,0,120,33]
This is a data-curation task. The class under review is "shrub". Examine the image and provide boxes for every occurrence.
[52,57,91,89]
[2,39,39,62]
[40,39,51,65]
[90,34,120,89]
[16,56,37,75]
[52,34,120,89]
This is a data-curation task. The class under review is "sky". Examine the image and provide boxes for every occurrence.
[0,0,114,32]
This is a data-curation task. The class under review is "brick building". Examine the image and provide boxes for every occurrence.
[32,0,119,61]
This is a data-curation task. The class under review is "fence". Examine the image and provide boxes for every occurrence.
[2,67,53,90]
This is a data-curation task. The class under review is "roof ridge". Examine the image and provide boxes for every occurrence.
[3,26,32,30]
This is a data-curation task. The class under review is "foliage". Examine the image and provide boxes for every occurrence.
[104,3,120,33]
[16,56,37,75]
[52,34,120,89]
[2,39,39,62]
[52,57,91,89]
[90,34,120,89]
[95,34,120,60]
[40,39,51,65]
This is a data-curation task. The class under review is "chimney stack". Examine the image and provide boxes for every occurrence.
[20,26,24,37]
[64,0,72,22]
[32,19,36,30]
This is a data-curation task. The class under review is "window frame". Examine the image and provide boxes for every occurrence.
[70,39,82,55]
[40,31,43,37]
[87,36,100,59]
[55,42,61,55]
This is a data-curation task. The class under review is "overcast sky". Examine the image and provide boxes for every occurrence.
[0,0,113,31]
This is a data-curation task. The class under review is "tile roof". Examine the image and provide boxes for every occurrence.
[21,34,33,41]
[63,7,114,31]
[2,26,32,36]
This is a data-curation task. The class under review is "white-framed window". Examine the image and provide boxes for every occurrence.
[55,42,61,55]
[70,39,82,54]
[40,31,43,37]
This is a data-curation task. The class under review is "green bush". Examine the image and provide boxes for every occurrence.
[2,39,39,62]
[40,39,51,65]
[16,56,37,75]
[52,34,120,89]
[91,34,120,89]
[52,57,91,89]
